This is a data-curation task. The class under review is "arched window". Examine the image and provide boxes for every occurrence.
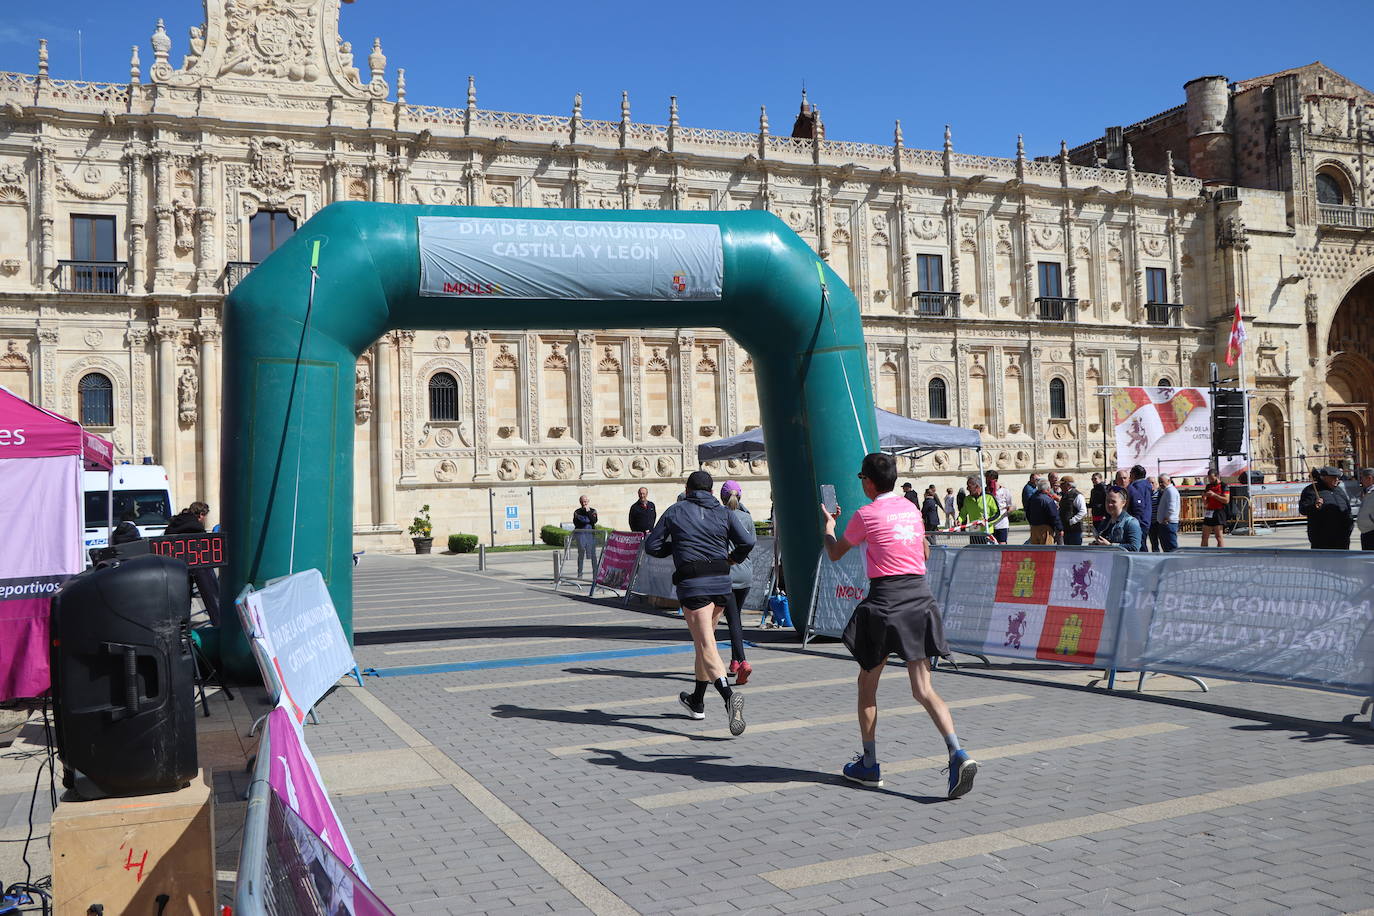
[1048,377,1068,420]
[1315,172,1345,206]
[249,210,297,262]
[1157,377,1173,388]
[428,371,458,421]
[927,377,948,420]
[78,372,114,426]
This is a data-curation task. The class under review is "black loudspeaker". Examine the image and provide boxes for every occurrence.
[51,554,198,799]
[1212,389,1246,455]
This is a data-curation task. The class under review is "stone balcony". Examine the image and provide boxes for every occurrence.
[1318,203,1374,229]
[54,259,126,294]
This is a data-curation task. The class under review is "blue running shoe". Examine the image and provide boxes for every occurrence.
[946,749,978,799]
[842,753,883,788]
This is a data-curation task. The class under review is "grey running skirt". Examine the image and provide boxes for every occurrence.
[842,574,950,671]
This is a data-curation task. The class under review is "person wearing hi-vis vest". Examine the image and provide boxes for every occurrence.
[957,476,1000,544]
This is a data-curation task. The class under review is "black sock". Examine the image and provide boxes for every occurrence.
[714,676,733,701]
[691,680,709,704]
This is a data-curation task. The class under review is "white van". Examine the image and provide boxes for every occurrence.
[83,463,176,551]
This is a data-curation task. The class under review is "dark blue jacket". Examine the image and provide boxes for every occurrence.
[1096,512,1143,551]
[1024,491,1062,530]
[1126,479,1154,530]
[644,490,756,600]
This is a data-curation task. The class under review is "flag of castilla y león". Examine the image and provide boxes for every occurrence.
[1112,387,1246,476]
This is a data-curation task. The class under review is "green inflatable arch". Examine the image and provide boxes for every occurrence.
[219,203,876,678]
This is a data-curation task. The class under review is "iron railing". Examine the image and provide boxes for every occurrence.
[1145,302,1184,326]
[911,291,959,317]
[1034,296,1077,321]
[55,259,126,294]
[225,260,259,292]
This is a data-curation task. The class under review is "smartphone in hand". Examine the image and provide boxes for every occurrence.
[820,484,838,515]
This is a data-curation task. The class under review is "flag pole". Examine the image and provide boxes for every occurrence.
[1239,300,1254,534]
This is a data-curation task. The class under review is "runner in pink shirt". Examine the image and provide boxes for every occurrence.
[822,452,978,799]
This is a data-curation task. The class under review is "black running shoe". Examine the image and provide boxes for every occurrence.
[726,691,746,736]
[678,691,705,720]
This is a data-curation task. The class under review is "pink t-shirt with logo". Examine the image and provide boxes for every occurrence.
[843,491,927,578]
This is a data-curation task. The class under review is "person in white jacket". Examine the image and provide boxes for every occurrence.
[1357,468,1374,551]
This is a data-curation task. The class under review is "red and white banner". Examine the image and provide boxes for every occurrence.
[1226,300,1247,368]
[1112,386,1246,476]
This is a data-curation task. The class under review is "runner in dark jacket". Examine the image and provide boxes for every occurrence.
[644,470,755,734]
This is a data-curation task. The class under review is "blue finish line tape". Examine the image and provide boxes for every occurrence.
[363,641,736,679]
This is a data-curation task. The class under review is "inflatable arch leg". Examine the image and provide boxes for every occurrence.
[220,204,876,678]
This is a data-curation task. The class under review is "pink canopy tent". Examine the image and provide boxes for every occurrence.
[0,387,114,700]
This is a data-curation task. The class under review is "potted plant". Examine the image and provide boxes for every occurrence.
[409,504,434,554]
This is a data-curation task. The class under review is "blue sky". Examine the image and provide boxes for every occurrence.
[2,1,1370,158]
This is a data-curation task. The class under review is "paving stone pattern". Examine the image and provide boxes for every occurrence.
[313,553,1374,915]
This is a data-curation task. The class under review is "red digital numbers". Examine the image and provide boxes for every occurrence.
[147,534,226,569]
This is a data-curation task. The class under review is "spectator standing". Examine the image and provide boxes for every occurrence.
[1021,473,1041,510]
[165,500,221,625]
[1200,469,1230,547]
[1088,472,1108,529]
[1046,472,1062,503]
[1154,474,1181,552]
[1094,489,1144,551]
[901,482,921,506]
[1125,465,1154,535]
[1058,475,1087,546]
[984,470,1013,545]
[943,488,957,527]
[1356,468,1374,551]
[573,495,598,577]
[1299,467,1353,550]
[628,487,657,533]
[1025,479,1062,545]
[1147,478,1163,552]
[921,485,943,532]
[957,475,1000,541]
[111,508,142,545]
[1110,469,1129,494]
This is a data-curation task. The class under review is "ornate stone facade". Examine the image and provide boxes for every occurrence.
[1,3,1367,547]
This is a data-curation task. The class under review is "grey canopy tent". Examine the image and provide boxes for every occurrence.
[697,408,982,462]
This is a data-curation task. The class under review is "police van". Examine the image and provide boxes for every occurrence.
[82,463,176,551]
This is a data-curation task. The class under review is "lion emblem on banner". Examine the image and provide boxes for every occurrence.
[1070,560,1092,601]
[1004,611,1028,650]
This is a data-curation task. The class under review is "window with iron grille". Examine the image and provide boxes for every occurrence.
[78,372,114,426]
[927,377,948,420]
[428,372,458,421]
[1048,377,1067,420]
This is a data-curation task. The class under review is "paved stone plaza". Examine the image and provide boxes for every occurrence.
[3,543,1372,914]
[323,550,1372,915]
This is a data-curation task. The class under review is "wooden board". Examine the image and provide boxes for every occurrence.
[52,770,215,916]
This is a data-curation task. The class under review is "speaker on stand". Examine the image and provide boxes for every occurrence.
[50,554,198,800]
[1211,388,1247,458]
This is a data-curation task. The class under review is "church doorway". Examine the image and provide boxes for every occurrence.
[1325,273,1374,471]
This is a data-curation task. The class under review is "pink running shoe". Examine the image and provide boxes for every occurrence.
[735,661,752,686]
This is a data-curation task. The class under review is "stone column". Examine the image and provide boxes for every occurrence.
[155,323,179,479]
[152,149,175,290]
[463,164,484,207]
[396,330,417,483]
[36,326,58,410]
[675,332,695,472]
[127,328,149,458]
[34,142,55,281]
[328,155,348,203]
[370,159,386,203]
[198,324,220,507]
[373,334,396,526]
[577,332,598,479]
[194,150,218,290]
[470,331,491,480]
[124,144,148,293]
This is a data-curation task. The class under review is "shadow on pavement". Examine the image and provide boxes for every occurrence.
[489,703,731,743]
[355,622,696,647]
[584,748,945,804]
[563,665,696,682]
